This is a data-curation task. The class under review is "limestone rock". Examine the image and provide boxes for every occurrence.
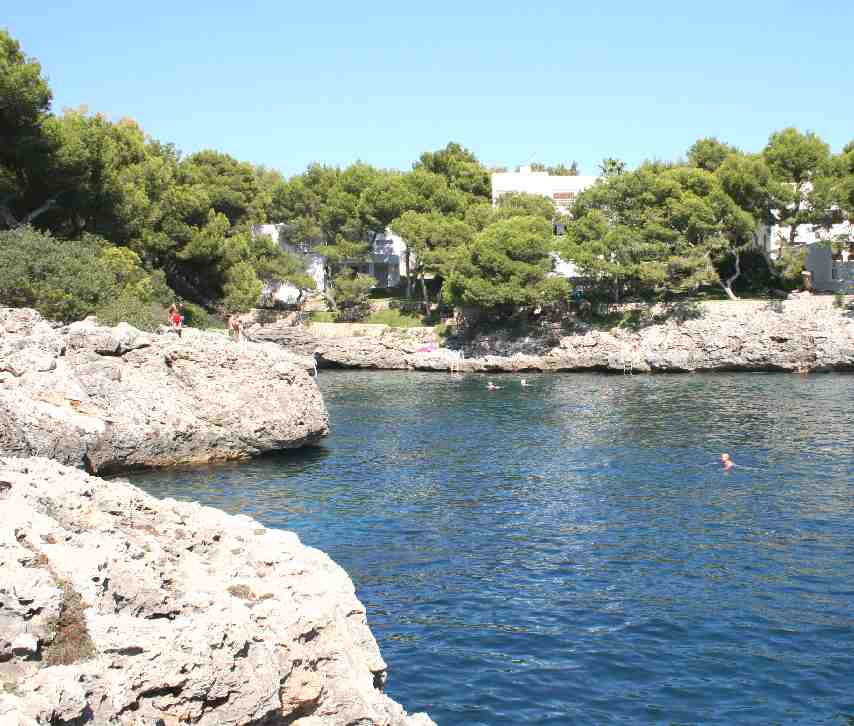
[0,309,329,473]
[254,299,854,374]
[0,457,434,726]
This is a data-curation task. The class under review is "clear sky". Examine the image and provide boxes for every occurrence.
[6,0,853,178]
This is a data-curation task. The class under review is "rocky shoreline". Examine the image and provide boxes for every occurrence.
[251,298,854,374]
[0,456,434,726]
[0,307,434,725]
[0,308,328,474]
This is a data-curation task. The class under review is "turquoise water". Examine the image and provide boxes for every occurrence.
[130,371,854,725]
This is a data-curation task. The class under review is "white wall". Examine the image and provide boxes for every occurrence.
[491,166,599,214]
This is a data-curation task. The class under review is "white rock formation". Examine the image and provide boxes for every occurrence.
[0,309,328,473]
[252,298,854,373]
[0,457,435,726]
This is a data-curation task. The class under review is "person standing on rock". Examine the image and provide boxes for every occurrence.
[169,304,183,338]
[228,314,242,342]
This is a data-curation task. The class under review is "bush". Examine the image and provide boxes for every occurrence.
[365,308,425,327]
[223,261,263,312]
[0,226,175,324]
[180,301,211,328]
[96,297,167,331]
[332,271,374,322]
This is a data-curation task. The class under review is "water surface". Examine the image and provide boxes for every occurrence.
[131,371,854,725]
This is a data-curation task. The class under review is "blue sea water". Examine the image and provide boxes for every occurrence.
[130,371,854,725]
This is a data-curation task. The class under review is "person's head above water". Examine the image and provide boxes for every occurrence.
[720,453,733,468]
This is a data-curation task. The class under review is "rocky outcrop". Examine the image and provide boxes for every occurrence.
[0,456,434,726]
[253,299,854,374]
[249,324,454,371]
[0,309,329,473]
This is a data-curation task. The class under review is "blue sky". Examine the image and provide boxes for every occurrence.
[6,0,853,178]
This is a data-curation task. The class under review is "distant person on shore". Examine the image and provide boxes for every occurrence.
[169,304,183,338]
[720,453,734,470]
[228,313,242,342]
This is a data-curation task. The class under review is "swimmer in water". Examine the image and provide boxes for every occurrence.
[720,453,734,470]
[520,378,531,387]
[486,381,501,390]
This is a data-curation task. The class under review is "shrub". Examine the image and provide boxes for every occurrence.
[96,297,167,331]
[42,581,96,666]
[0,226,176,325]
[332,271,374,322]
[180,301,211,328]
[365,308,425,327]
[223,261,263,312]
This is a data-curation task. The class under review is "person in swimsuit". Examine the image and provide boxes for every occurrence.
[228,314,241,342]
[720,453,733,470]
[486,381,501,391]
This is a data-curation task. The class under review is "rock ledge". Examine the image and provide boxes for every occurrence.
[0,309,329,473]
[0,456,434,726]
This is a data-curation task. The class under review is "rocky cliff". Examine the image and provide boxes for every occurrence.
[0,309,329,473]
[252,298,854,374]
[0,456,434,726]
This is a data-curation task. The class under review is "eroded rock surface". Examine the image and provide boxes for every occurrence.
[0,457,434,726]
[0,309,328,473]
[252,299,854,373]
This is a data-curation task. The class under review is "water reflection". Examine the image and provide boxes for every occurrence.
[131,371,854,725]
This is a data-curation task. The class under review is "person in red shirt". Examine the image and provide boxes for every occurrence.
[169,304,183,337]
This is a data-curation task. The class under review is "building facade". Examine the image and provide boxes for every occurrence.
[251,223,408,303]
[765,219,854,293]
[491,166,599,215]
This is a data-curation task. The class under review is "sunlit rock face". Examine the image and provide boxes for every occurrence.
[0,308,329,473]
[0,457,435,726]
[253,298,854,374]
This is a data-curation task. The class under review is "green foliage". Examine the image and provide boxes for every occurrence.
[0,226,166,325]
[443,216,558,316]
[564,161,763,301]
[222,261,263,312]
[0,30,62,226]
[415,142,491,203]
[598,158,626,177]
[494,192,556,221]
[687,138,738,172]
[178,301,212,328]
[777,246,808,289]
[365,308,425,327]
[331,271,374,322]
[530,162,579,176]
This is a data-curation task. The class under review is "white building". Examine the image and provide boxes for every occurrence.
[765,219,854,293]
[490,166,601,279]
[491,166,599,215]
[251,223,408,304]
[759,181,854,293]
